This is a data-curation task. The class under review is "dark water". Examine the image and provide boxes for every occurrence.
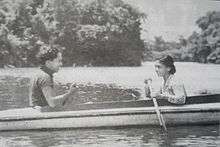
[0,126,219,147]
[0,64,220,146]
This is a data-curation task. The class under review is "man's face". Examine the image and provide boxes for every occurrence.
[46,52,63,73]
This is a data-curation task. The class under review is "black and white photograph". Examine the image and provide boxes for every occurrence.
[0,0,220,146]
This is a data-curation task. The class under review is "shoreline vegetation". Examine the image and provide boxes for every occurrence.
[0,0,220,68]
[144,18,220,64]
[144,11,220,64]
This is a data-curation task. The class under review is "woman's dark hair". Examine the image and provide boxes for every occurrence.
[159,55,176,74]
[37,45,60,65]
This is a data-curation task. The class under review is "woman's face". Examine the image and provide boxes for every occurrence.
[154,61,170,77]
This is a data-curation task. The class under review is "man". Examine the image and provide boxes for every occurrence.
[30,45,77,108]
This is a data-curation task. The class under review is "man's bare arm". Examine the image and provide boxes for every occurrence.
[42,86,75,107]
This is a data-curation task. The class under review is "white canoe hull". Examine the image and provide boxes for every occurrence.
[0,103,220,131]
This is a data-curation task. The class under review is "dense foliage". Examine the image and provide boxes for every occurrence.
[1,0,219,67]
[143,36,182,61]
[144,11,220,64]
[182,11,220,63]
[0,0,145,67]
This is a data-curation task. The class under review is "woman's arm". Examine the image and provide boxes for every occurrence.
[160,84,186,104]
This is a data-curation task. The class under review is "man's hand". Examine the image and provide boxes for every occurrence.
[62,83,79,106]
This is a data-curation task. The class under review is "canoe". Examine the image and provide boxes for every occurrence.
[0,94,220,131]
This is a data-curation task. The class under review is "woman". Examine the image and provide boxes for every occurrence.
[145,55,187,104]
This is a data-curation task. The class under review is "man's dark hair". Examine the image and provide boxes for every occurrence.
[37,45,60,65]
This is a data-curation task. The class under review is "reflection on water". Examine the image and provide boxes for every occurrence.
[0,125,219,147]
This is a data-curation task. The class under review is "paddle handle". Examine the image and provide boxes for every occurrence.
[147,83,167,131]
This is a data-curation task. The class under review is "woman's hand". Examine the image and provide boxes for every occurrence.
[144,78,160,98]
[144,78,152,85]
[151,91,161,98]
[68,83,78,95]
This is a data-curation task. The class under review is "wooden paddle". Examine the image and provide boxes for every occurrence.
[145,79,167,131]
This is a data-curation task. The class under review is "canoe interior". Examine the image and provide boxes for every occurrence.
[43,94,220,112]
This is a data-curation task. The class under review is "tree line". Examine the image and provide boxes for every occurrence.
[144,11,220,64]
[0,0,219,68]
[0,0,145,67]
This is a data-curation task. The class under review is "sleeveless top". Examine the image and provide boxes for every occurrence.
[29,66,54,107]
